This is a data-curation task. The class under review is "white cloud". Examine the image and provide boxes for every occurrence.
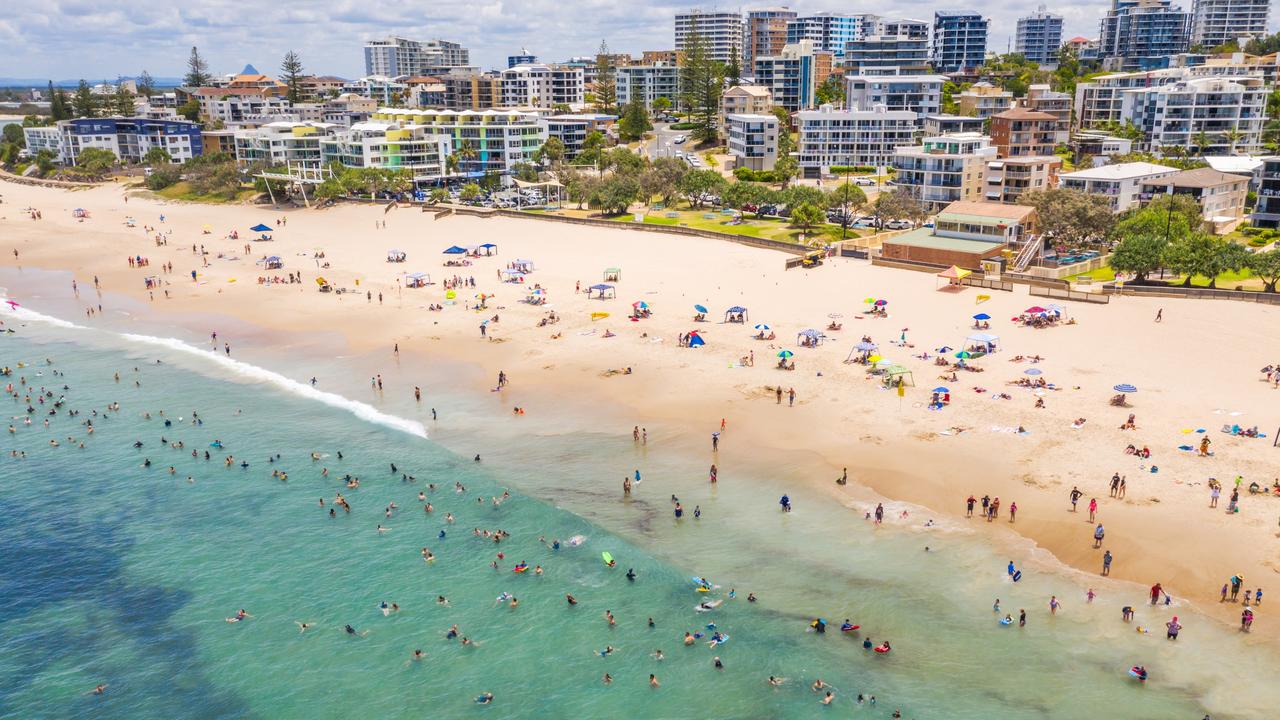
[3,0,1126,81]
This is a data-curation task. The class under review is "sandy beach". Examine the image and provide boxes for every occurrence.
[4,177,1280,644]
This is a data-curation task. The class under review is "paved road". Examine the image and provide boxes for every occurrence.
[647,123,687,161]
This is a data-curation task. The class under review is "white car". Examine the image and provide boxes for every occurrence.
[853,177,876,186]
[673,135,688,145]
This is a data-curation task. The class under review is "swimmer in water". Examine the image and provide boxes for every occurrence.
[566,593,578,606]
[437,595,449,606]
[295,621,314,633]
[599,645,615,657]
[411,649,425,661]
[225,609,251,623]
[769,676,785,687]
[651,649,665,661]
[684,632,695,646]
[344,624,369,637]
[821,691,835,705]
[475,692,493,704]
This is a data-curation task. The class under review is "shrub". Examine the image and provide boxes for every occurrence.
[145,167,181,191]
[1240,226,1261,236]
[830,165,876,175]
[670,122,699,130]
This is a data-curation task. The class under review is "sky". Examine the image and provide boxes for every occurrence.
[2,1,1123,81]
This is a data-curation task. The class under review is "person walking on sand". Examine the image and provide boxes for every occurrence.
[1093,524,1105,548]
[1155,308,1162,323]
[776,387,782,404]
[1088,497,1098,522]
[1008,501,1017,523]
[1102,550,1112,576]
[788,388,796,407]
[1070,486,1082,511]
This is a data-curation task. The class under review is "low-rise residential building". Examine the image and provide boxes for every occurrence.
[25,117,203,166]
[403,77,446,109]
[984,155,1062,203]
[340,76,410,106]
[233,121,340,168]
[500,64,585,108]
[797,104,917,177]
[1249,156,1280,227]
[845,74,945,118]
[989,108,1066,157]
[1121,75,1266,155]
[753,40,835,112]
[721,85,774,118]
[297,75,348,102]
[881,200,1037,269]
[318,120,452,183]
[891,132,999,210]
[956,82,1014,119]
[1072,63,1263,130]
[1059,161,1179,210]
[1071,131,1135,166]
[200,129,236,156]
[1203,155,1264,188]
[725,113,780,171]
[368,108,547,181]
[923,114,985,135]
[1025,85,1072,127]
[1140,166,1250,232]
[616,64,682,110]
[184,87,290,124]
[442,72,503,110]
[544,114,616,157]
[840,36,931,75]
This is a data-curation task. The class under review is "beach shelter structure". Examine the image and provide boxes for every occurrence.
[688,331,706,347]
[883,365,915,386]
[478,243,498,256]
[797,329,824,346]
[404,272,429,288]
[387,249,407,263]
[442,245,467,254]
[603,267,622,282]
[512,259,535,273]
[499,269,526,282]
[587,284,616,299]
[250,223,273,232]
[725,306,749,323]
[936,265,972,289]
[964,332,1000,353]
[525,288,547,304]
[263,256,283,269]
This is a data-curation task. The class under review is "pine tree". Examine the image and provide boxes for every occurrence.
[281,51,304,105]
[137,70,155,98]
[678,20,724,143]
[71,80,98,118]
[594,40,617,112]
[49,81,71,121]
[184,46,212,87]
[112,85,135,116]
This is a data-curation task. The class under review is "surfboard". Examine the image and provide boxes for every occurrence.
[601,551,613,565]
[1012,570,1023,582]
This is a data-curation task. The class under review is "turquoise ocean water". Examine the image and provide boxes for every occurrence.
[0,281,1277,719]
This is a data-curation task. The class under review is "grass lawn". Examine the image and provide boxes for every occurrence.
[519,206,866,245]
[154,181,256,204]
[1068,267,1117,283]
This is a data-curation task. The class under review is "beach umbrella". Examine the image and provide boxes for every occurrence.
[855,341,877,351]
[754,323,771,331]
[874,358,895,368]
[973,313,991,320]
[933,387,950,393]
[864,297,876,304]
[1114,384,1137,393]
[250,223,273,232]
[632,301,649,309]
[777,350,794,359]
[955,351,972,359]
[442,245,467,254]
[1024,368,1042,376]
[867,354,883,363]
[694,304,708,313]
[828,313,843,319]
[874,299,888,306]
[1025,306,1047,314]
[936,345,953,353]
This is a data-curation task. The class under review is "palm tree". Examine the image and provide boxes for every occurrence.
[454,140,479,179]
[1191,131,1212,158]
[1221,128,1245,155]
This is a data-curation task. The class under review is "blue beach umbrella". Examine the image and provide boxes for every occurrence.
[777,350,794,359]
[754,323,771,331]
[250,223,273,232]
[932,387,950,393]
[973,313,991,320]
[694,304,708,313]
[1024,368,1042,376]
[442,245,467,254]
[1114,384,1137,393]
[936,346,953,353]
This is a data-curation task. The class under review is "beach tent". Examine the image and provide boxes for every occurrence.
[936,265,972,289]
[797,329,824,346]
[479,243,498,256]
[688,332,706,347]
[725,306,749,323]
[263,256,283,269]
[604,267,622,282]
[884,365,915,386]
[387,249,406,263]
[499,268,526,282]
[965,332,999,352]
[587,284,616,299]
[512,259,535,272]
[404,272,429,288]
[442,245,467,254]
[250,224,273,232]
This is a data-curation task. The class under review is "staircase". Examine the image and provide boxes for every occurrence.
[1012,236,1042,272]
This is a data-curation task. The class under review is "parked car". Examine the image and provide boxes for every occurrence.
[673,135,688,145]
[853,177,876,186]
[885,219,911,230]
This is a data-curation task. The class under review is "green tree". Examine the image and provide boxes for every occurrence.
[722,180,771,211]
[75,147,117,174]
[678,20,725,144]
[143,147,172,166]
[71,80,98,118]
[1191,131,1213,157]
[534,136,566,166]
[640,157,687,205]
[594,40,617,112]
[111,85,134,115]
[177,98,201,121]
[573,131,607,168]
[677,168,726,207]
[789,202,826,232]
[773,155,799,187]
[977,53,1050,97]
[1019,188,1116,245]
[512,162,540,182]
[725,49,741,87]
[145,166,181,190]
[604,146,646,177]
[782,185,824,208]
[1164,233,1247,287]
[825,182,867,211]
[2,124,24,147]
[772,107,794,154]
[1109,234,1169,282]
[184,46,212,87]
[872,189,927,228]
[1052,47,1082,96]
[590,176,640,214]
[281,51,304,105]
[1246,248,1280,292]
[1108,194,1202,280]
[617,98,652,142]
[49,82,70,121]
[137,70,156,99]
[459,182,483,201]
[652,96,673,116]
[1244,32,1280,55]
[814,76,846,106]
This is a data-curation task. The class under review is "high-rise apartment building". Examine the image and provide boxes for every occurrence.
[745,8,798,65]
[797,104,918,175]
[932,11,989,73]
[675,10,744,64]
[784,13,873,57]
[881,18,931,41]
[616,64,683,110]
[499,64,585,108]
[753,40,834,111]
[363,37,471,77]
[1016,7,1065,68]
[1191,0,1271,48]
[1098,0,1192,72]
[841,36,932,75]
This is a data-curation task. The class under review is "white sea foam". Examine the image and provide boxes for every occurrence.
[0,298,426,439]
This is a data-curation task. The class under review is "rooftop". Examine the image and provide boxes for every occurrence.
[1142,167,1251,189]
[1061,162,1178,181]
[992,108,1058,121]
[937,200,1036,223]
[725,85,773,97]
[886,228,1006,253]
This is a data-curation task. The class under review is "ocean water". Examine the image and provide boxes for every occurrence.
[1,303,1277,719]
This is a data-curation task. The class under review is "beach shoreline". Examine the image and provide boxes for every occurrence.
[4,177,1279,646]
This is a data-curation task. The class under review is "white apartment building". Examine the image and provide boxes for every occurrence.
[675,10,744,64]
[1073,63,1265,129]
[796,104,918,177]
[189,88,291,124]
[1059,161,1179,211]
[26,118,203,166]
[1191,0,1270,49]
[233,121,341,169]
[841,36,932,75]
[1072,131,1135,166]
[984,155,1062,204]
[616,64,683,110]
[957,82,1014,120]
[725,113,780,171]
[1120,75,1266,155]
[318,120,452,183]
[500,64,585,109]
[368,108,547,181]
[845,74,945,118]
[363,36,471,77]
[891,133,999,210]
[544,114,616,157]
[22,126,62,159]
